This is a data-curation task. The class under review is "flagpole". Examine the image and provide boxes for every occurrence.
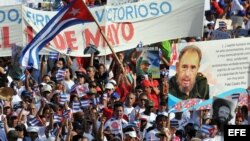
[82,1,125,72]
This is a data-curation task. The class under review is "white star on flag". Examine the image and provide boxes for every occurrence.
[69,8,80,16]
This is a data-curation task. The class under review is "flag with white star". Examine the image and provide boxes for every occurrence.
[19,0,95,69]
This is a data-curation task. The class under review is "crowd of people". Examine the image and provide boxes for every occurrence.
[0,0,250,141]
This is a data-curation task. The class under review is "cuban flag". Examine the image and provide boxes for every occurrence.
[19,0,95,69]
[231,93,240,100]
[53,114,63,123]
[49,52,59,60]
[80,100,90,108]
[56,69,65,81]
[60,93,69,105]
[72,101,81,113]
[70,83,78,93]
[28,116,42,126]
[63,109,72,119]
[200,125,214,135]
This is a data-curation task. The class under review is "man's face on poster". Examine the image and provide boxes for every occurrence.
[218,106,230,122]
[141,63,150,72]
[176,51,200,94]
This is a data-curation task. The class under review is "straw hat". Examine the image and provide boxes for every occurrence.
[0,87,14,100]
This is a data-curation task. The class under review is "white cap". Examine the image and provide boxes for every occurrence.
[108,79,117,86]
[27,126,39,132]
[124,131,137,138]
[41,84,52,93]
[105,83,114,89]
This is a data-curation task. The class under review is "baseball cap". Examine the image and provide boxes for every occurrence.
[27,126,39,132]
[105,83,114,89]
[41,84,52,93]
[111,92,120,100]
[141,79,152,87]
[21,90,32,97]
[141,60,151,65]
[124,131,137,138]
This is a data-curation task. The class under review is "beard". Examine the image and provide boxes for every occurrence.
[177,78,195,94]
[216,117,229,125]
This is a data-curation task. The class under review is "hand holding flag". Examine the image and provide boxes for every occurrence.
[19,0,95,69]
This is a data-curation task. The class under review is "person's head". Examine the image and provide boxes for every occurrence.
[117,52,125,61]
[140,60,150,72]
[15,124,26,138]
[76,71,86,83]
[141,79,152,94]
[109,79,117,90]
[124,130,138,141]
[55,58,65,69]
[235,114,244,125]
[72,135,89,141]
[7,130,18,141]
[86,66,96,78]
[113,101,124,119]
[145,100,154,114]
[64,67,73,80]
[105,83,114,95]
[138,94,148,108]
[156,114,168,131]
[98,63,106,74]
[27,126,39,140]
[241,105,248,118]
[28,103,37,116]
[125,93,136,107]
[159,101,167,112]
[212,98,233,124]
[42,74,51,83]
[176,45,202,94]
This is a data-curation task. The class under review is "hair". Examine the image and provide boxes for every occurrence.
[113,101,124,110]
[178,45,202,63]
[139,93,148,99]
[212,98,233,122]
[7,130,18,141]
[241,105,248,117]
[64,66,73,79]
[87,66,96,72]
[156,114,168,122]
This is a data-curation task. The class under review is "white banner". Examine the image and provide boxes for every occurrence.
[170,37,250,97]
[21,0,204,57]
[0,4,22,56]
[107,0,135,6]
[0,0,204,57]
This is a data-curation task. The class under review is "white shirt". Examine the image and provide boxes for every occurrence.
[145,128,160,141]
[124,105,134,120]
[63,80,75,93]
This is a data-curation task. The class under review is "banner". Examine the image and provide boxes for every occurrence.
[0,4,22,56]
[169,37,250,97]
[107,0,135,6]
[20,0,204,57]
